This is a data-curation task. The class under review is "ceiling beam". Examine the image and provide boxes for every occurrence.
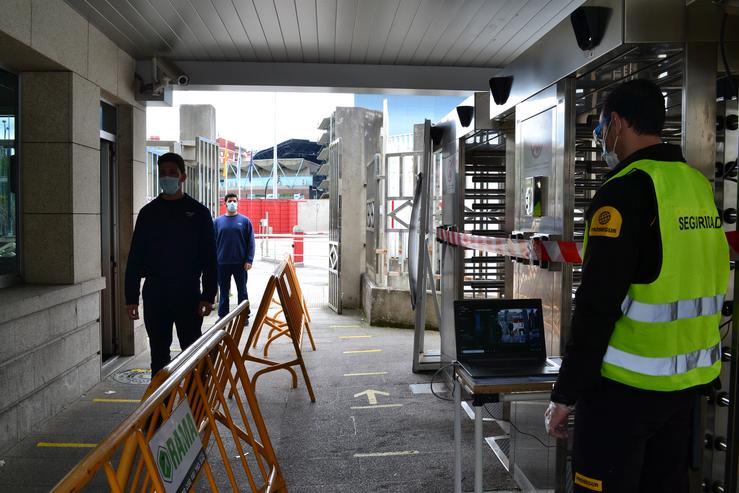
[156,61,498,95]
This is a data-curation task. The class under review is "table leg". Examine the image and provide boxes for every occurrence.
[474,404,483,493]
[454,377,462,493]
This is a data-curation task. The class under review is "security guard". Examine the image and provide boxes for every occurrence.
[544,79,729,492]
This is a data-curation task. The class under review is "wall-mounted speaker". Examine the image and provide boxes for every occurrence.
[489,76,513,106]
[456,106,474,127]
[570,6,610,51]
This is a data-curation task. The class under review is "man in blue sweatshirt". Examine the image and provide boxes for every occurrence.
[214,193,255,318]
[124,152,217,376]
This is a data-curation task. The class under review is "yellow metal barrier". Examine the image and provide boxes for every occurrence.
[52,301,285,492]
[251,256,316,356]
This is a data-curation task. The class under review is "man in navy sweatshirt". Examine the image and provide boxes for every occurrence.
[124,152,217,376]
[213,193,255,318]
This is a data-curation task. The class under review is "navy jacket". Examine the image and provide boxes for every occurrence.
[124,194,218,305]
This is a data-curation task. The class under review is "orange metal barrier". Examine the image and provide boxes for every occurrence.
[252,256,316,357]
[52,301,285,492]
[241,259,316,402]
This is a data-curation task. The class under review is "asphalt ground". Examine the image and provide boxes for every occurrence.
[0,260,523,492]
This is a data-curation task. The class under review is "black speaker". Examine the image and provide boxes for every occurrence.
[570,6,610,51]
[430,126,444,146]
[489,76,513,106]
[456,106,474,127]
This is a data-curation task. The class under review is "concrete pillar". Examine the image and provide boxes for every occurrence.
[117,105,148,356]
[180,105,216,142]
[20,72,101,284]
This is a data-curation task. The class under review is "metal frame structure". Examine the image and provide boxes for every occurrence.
[328,138,342,313]
[411,120,442,373]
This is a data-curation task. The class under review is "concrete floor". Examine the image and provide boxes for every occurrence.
[0,261,523,492]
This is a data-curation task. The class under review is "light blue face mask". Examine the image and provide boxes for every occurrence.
[600,120,620,169]
[159,176,181,195]
[226,202,237,213]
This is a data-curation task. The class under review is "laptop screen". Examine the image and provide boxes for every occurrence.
[454,299,545,361]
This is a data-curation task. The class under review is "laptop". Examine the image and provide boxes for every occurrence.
[454,298,559,378]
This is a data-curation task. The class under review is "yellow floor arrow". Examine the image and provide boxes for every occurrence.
[353,389,390,405]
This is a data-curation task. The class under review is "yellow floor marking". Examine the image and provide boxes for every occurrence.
[93,398,141,403]
[339,335,372,339]
[353,450,419,458]
[331,324,361,328]
[343,371,388,377]
[350,404,404,410]
[37,442,97,448]
[343,349,382,354]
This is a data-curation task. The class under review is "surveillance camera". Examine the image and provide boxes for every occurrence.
[176,74,190,86]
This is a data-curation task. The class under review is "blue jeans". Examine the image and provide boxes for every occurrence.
[217,263,248,317]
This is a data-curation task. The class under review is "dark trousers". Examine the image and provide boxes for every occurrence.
[142,280,204,376]
[217,263,248,318]
[573,379,700,493]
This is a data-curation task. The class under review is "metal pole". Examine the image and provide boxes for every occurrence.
[474,404,483,493]
[237,145,242,199]
[454,376,462,493]
[272,92,278,199]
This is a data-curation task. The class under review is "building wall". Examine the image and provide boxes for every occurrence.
[0,0,146,453]
[297,200,329,233]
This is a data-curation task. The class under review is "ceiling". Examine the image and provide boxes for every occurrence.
[64,0,584,68]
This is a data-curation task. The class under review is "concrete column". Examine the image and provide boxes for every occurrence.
[20,72,101,284]
[117,105,148,356]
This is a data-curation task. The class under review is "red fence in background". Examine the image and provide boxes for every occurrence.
[219,199,300,234]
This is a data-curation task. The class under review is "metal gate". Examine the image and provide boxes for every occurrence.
[384,150,422,280]
[328,138,342,313]
[365,153,381,282]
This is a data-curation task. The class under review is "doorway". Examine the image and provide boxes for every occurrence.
[100,101,120,362]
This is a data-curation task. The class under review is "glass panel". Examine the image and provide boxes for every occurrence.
[0,68,18,278]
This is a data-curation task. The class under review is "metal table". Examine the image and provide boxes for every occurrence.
[453,365,558,493]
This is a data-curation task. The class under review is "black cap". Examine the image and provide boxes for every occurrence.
[157,152,185,173]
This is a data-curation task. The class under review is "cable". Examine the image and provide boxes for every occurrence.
[428,364,557,449]
[721,13,737,100]
[482,404,556,449]
[429,362,458,402]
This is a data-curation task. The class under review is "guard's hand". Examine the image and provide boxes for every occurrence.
[198,301,213,317]
[244,262,252,271]
[126,304,139,320]
[545,401,574,439]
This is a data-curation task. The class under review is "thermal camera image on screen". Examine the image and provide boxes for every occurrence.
[458,306,543,355]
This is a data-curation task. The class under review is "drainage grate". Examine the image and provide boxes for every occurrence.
[110,368,151,385]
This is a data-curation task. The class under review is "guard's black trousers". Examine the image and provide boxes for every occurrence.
[142,280,204,376]
[573,378,700,493]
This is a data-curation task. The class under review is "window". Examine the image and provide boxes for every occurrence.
[0,68,18,286]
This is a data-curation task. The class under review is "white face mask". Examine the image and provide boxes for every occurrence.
[601,119,620,169]
[226,202,237,213]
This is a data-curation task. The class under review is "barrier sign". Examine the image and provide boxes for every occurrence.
[148,399,205,493]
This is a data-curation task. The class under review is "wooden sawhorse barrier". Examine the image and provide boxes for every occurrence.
[250,256,316,357]
[240,260,316,402]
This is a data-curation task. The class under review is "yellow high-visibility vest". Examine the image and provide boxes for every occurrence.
[585,159,730,391]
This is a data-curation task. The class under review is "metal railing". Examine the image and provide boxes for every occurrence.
[52,301,285,493]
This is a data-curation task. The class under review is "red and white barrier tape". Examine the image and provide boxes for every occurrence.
[437,228,739,264]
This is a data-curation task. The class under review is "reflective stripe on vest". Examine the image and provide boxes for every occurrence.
[621,294,725,323]
[603,342,721,377]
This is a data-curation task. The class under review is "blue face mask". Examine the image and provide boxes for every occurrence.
[595,119,620,169]
[226,202,237,213]
[159,176,181,195]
